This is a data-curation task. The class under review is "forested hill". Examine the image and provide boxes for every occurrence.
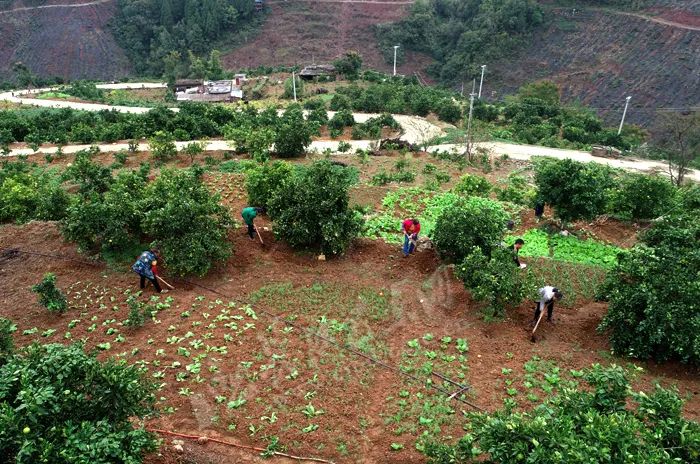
[111,0,262,76]
[375,0,547,83]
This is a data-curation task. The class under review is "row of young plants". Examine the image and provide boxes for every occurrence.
[534,157,682,222]
[471,81,646,151]
[504,229,621,268]
[0,101,402,159]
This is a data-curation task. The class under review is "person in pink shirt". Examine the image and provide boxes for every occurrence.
[402,218,420,256]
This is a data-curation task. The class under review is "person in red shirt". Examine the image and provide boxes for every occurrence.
[402,218,420,257]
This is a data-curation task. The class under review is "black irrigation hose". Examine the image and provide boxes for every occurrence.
[178,278,485,412]
[2,247,484,411]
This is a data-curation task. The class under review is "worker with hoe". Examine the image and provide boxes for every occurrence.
[401,218,420,257]
[533,286,564,325]
[132,248,163,293]
[512,238,526,269]
[242,206,264,240]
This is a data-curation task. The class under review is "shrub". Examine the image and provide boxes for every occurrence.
[328,109,355,131]
[0,317,14,360]
[148,130,177,162]
[141,167,233,276]
[598,211,700,364]
[329,94,352,111]
[226,126,275,162]
[245,161,293,209]
[62,170,147,254]
[534,158,615,223]
[424,364,700,463]
[307,106,329,130]
[432,196,509,262]
[333,51,363,79]
[268,160,363,256]
[113,150,128,167]
[435,171,450,184]
[370,170,416,186]
[436,99,462,123]
[65,80,105,101]
[303,98,326,110]
[608,173,676,221]
[351,124,369,140]
[423,163,437,174]
[124,296,146,328]
[282,75,304,99]
[0,343,157,463]
[455,247,532,317]
[31,273,68,313]
[182,141,205,165]
[337,141,352,153]
[453,173,492,197]
[496,173,534,205]
[0,165,71,224]
[274,105,313,158]
[62,149,112,195]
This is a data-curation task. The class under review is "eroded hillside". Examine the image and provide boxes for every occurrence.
[0,0,131,81]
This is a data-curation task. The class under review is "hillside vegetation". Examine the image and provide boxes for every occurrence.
[0,0,130,82]
[376,0,546,83]
[112,0,262,76]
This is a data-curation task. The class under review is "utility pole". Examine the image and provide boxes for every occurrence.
[393,45,400,76]
[292,71,297,102]
[460,81,464,97]
[478,64,486,99]
[466,79,476,159]
[618,95,631,135]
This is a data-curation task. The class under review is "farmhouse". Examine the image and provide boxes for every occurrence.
[173,79,203,93]
[299,64,336,81]
[175,79,243,102]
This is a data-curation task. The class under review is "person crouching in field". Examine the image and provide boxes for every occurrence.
[533,286,563,325]
[242,206,264,240]
[402,218,420,257]
[512,238,526,269]
[132,249,162,293]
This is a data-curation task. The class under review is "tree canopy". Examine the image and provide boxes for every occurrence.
[376,0,545,84]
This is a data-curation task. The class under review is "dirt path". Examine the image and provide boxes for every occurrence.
[604,9,700,32]
[2,83,697,182]
[0,0,114,15]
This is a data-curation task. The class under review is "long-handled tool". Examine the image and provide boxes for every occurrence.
[531,302,545,343]
[156,275,175,290]
[255,226,265,246]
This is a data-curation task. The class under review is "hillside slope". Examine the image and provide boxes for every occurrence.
[0,0,131,81]
[221,0,424,73]
[0,0,697,128]
[486,3,700,125]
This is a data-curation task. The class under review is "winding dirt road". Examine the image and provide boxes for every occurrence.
[0,0,114,15]
[1,83,697,182]
[600,9,700,32]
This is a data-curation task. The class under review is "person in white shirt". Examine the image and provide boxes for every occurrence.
[533,286,563,325]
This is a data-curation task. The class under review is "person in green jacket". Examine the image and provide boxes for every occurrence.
[241,206,264,240]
